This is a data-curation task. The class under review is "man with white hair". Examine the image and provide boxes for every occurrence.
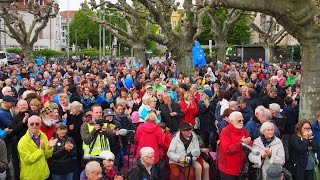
[18,115,57,179]
[269,103,286,134]
[246,106,281,140]
[128,146,157,179]
[84,161,102,180]
[4,79,17,98]
[218,111,251,178]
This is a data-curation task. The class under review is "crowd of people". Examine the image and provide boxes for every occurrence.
[0,55,318,180]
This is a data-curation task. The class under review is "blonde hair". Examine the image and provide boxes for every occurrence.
[145,112,158,123]
[183,91,193,101]
[145,97,157,105]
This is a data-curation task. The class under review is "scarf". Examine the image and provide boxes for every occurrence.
[180,132,193,150]
[260,135,275,147]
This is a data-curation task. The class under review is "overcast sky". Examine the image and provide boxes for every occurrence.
[59,0,85,11]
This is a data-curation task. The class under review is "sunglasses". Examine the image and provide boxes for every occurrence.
[237,119,244,123]
[29,122,40,127]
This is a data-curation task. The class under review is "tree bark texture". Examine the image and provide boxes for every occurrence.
[264,45,275,64]
[133,47,146,65]
[21,45,33,62]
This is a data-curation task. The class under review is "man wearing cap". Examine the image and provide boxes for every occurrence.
[167,123,200,180]
[260,87,284,109]
[0,95,17,179]
[103,108,123,173]
[198,89,218,151]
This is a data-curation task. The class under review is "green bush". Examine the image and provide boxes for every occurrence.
[6,48,23,54]
[34,49,66,57]
[78,49,100,56]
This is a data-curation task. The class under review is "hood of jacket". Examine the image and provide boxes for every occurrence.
[139,122,160,134]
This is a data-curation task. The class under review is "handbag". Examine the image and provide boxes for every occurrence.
[311,152,320,180]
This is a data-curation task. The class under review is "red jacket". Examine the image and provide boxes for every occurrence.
[218,124,251,176]
[135,121,164,163]
[40,123,56,140]
[180,100,199,126]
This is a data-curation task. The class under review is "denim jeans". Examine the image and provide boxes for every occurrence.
[52,172,73,180]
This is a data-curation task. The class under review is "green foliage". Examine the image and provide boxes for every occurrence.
[228,15,251,45]
[69,6,100,49]
[198,16,212,44]
[78,49,100,56]
[34,49,66,57]
[199,8,251,46]
[6,48,23,54]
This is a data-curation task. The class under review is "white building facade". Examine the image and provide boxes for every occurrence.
[0,0,61,51]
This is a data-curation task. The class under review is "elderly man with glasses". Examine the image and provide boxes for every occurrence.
[127,146,157,179]
[218,111,252,180]
[17,115,57,180]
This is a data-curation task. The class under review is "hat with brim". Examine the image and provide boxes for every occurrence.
[266,164,282,180]
[179,122,193,131]
[3,96,18,104]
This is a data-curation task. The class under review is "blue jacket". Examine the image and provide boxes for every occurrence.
[240,106,254,125]
[281,105,299,134]
[245,116,262,140]
[0,106,13,129]
[0,128,6,139]
[312,121,320,146]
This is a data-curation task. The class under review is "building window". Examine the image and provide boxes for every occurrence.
[62,32,65,37]
[172,21,176,26]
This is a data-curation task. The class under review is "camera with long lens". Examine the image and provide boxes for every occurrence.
[95,119,108,127]
[185,155,193,165]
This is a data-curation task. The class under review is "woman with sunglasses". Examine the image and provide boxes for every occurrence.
[288,120,320,180]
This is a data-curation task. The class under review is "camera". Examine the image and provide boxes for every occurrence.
[185,156,192,165]
[95,119,108,126]
[199,99,205,107]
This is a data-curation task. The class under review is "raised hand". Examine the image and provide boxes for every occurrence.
[48,138,58,148]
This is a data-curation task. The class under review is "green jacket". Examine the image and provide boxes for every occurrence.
[152,84,166,91]
[18,130,53,180]
[286,75,297,87]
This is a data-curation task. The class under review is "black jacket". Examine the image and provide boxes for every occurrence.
[159,102,185,133]
[260,95,284,109]
[127,158,157,180]
[198,98,217,132]
[9,112,28,141]
[288,135,320,180]
[281,105,299,134]
[67,112,84,154]
[51,136,77,174]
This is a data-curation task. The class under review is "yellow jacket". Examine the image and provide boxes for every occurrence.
[18,130,53,180]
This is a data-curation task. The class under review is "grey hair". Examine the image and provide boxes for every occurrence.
[85,161,101,176]
[140,146,155,158]
[269,103,281,112]
[261,108,272,120]
[277,70,283,75]
[68,101,83,112]
[17,99,28,106]
[229,111,243,122]
[260,121,275,134]
[255,105,266,115]
[229,101,238,110]
[1,86,11,95]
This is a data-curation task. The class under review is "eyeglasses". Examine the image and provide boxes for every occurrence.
[237,119,244,123]
[146,156,155,159]
[29,122,40,127]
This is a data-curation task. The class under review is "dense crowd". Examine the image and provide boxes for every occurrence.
[0,56,318,180]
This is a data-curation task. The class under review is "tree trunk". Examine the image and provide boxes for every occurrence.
[21,44,33,62]
[299,42,320,121]
[264,45,275,64]
[216,42,227,62]
[133,47,146,65]
[175,52,194,77]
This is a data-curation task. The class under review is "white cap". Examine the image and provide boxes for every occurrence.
[99,151,115,161]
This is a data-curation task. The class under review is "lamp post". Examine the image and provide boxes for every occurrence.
[67,0,70,59]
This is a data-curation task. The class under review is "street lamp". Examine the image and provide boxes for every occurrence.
[67,0,70,59]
